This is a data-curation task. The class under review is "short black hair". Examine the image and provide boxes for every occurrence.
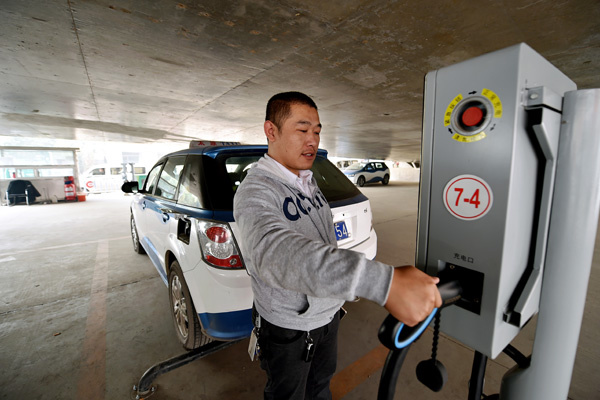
[265,91,318,130]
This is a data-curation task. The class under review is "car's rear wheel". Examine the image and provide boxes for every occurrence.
[382,174,390,185]
[168,260,211,350]
[130,215,145,254]
[357,176,366,187]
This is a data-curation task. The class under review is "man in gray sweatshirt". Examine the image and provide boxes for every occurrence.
[233,91,441,400]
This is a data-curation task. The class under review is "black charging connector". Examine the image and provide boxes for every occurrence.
[438,264,484,315]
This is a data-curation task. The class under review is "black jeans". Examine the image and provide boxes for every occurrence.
[256,311,340,400]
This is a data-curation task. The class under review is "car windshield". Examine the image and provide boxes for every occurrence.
[205,152,361,211]
[345,163,366,171]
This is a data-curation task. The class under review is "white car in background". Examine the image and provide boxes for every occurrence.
[122,142,378,349]
[343,162,390,187]
[82,164,147,193]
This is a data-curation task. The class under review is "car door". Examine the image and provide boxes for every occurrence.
[374,162,386,181]
[143,156,186,280]
[364,163,377,183]
[131,162,163,252]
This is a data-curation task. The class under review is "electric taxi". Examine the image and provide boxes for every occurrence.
[122,141,378,349]
[343,162,390,187]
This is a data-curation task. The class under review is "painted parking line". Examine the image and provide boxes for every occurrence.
[330,344,389,399]
[0,236,128,257]
[76,240,109,399]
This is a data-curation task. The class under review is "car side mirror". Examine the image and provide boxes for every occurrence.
[121,181,139,193]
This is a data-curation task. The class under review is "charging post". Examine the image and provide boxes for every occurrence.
[378,43,600,399]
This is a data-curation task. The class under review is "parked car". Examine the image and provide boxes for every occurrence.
[122,141,379,349]
[343,162,390,187]
[82,164,147,193]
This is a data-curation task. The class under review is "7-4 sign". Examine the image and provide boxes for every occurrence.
[443,175,493,220]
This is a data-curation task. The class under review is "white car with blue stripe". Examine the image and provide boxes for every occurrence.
[122,141,378,349]
[343,161,390,187]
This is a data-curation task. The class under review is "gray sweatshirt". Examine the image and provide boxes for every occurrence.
[233,156,394,331]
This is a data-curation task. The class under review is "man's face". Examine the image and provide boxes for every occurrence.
[265,103,321,175]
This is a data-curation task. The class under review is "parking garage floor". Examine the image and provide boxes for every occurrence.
[1,183,598,400]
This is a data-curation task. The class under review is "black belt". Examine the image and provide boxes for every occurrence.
[252,304,338,334]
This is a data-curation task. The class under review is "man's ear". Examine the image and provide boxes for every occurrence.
[264,120,278,143]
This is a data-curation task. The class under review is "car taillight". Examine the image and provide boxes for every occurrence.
[206,226,229,243]
[197,220,244,269]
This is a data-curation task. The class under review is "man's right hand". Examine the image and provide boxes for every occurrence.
[384,265,442,327]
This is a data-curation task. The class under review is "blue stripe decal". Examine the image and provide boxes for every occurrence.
[213,210,235,222]
[159,145,328,160]
[170,204,213,219]
[328,192,369,209]
[202,145,267,158]
[198,309,253,340]
[141,238,168,285]
[143,197,231,222]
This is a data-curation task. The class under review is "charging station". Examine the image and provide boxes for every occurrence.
[378,43,600,399]
[418,42,578,358]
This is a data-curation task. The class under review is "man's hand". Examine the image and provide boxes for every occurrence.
[384,265,442,327]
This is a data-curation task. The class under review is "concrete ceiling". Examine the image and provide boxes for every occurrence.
[1,0,598,162]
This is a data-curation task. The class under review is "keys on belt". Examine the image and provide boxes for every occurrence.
[251,307,318,363]
[303,332,315,362]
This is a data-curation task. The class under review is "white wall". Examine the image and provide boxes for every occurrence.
[387,162,420,182]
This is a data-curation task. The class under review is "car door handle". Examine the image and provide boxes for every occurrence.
[159,207,181,222]
[141,201,146,210]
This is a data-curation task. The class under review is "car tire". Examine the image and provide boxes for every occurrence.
[357,176,366,187]
[130,215,146,255]
[168,260,211,350]
[382,174,390,185]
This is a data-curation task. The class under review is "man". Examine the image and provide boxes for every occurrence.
[233,91,441,400]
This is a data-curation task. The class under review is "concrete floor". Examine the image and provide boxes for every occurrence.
[0,183,598,400]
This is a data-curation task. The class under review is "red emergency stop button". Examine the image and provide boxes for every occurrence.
[461,106,484,127]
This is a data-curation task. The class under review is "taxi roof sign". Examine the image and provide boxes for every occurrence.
[189,140,241,148]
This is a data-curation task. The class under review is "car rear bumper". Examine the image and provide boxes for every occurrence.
[346,228,378,260]
[198,309,253,340]
[183,262,254,337]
